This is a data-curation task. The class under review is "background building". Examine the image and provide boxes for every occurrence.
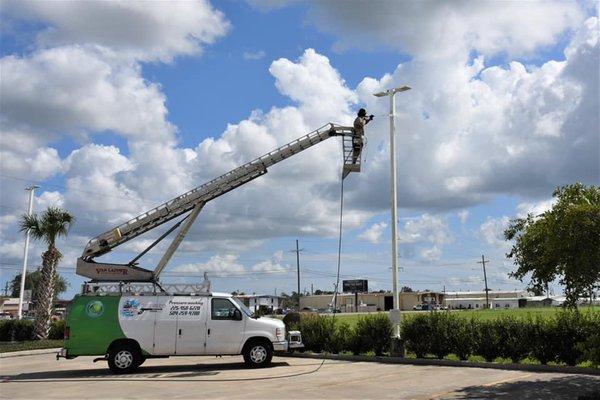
[235,294,284,313]
[300,291,445,312]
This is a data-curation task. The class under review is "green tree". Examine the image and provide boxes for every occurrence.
[504,183,600,307]
[20,206,74,339]
[10,270,68,301]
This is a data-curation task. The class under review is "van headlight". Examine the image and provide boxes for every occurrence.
[276,327,284,341]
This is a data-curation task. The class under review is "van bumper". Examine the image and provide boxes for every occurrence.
[56,348,77,360]
[273,341,288,352]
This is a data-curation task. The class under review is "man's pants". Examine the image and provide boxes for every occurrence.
[352,137,363,164]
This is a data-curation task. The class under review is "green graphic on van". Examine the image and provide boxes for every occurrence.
[85,300,104,318]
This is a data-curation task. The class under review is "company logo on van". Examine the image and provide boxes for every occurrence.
[85,300,104,318]
[121,299,141,318]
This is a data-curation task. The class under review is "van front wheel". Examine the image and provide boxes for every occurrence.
[108,343,142,374]
[243,340,273,368]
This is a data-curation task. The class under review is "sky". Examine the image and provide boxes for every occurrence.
[0,0,598,299]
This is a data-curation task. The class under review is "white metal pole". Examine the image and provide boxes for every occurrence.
[17,185,38,319]
[389,92,400,337]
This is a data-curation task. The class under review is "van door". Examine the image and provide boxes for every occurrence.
[174,297,209,355]
[205,297,245,355]
[153,296,177,355]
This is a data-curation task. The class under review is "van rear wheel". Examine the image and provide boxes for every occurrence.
[108,343,142,374]
[243,340,273,368]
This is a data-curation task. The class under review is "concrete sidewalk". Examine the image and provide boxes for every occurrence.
[2,352,599,399]
[0,348,60,358]
[285,352,600,376]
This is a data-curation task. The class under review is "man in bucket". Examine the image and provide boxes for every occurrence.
[353,108,373,163]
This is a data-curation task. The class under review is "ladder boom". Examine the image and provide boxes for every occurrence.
[77,123,357,282]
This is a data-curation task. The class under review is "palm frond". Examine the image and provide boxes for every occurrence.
[19,213,45,240]
[22,207,75,246]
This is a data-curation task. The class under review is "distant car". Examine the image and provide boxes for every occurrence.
[0,313,12,320]
[413,304,423,311]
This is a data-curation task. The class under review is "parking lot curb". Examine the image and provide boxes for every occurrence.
[0,348,60,358]
[282,352,600,376]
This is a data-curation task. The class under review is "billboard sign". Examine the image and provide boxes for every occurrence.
[342,279,368,293]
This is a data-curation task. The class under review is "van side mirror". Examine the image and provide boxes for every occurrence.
[233,309,242,321]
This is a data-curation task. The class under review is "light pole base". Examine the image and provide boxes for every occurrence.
[390,337,404,357]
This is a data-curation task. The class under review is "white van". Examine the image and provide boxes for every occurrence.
[59,290,303,374]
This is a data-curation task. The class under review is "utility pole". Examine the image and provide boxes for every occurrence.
[373,85,411,339]
[310,283,313,295]
[3,282,8,296]
[18,185,38,319]
[295,239,301,295]
[290,239,304,308]
[477,255,490,309]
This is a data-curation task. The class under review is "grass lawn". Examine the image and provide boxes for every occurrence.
[321,306,600,327]
[0,339,64,353]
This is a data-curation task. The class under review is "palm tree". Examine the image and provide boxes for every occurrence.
[20,206,74,339]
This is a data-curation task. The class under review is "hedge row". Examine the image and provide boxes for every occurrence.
[402,310,600,366]
[287,310,600,366]
[0,319,65,341]
[288,313,393,356]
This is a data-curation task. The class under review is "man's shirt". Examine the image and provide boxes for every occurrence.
[353,116,368,137]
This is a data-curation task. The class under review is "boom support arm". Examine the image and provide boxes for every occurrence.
[76,123,357,282]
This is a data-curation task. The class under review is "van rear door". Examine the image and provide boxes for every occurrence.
[153,296,177,355]
[174,296,209,355]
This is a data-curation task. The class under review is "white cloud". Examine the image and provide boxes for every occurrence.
[420,245,442,262]
[398,214,452,246]
[457,210,469,224]
[251,251,288,273]
[4,0,230,62]
[175,254,245,276]
[516,199,555,218]
[358,222,388,244]
[243,50,266,60]
[0,46,176,144]
[479,216,510,247]
[348,16,599,211]
[303,1,583,61]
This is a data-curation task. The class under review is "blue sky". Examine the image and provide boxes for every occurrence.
[0,1,598,299]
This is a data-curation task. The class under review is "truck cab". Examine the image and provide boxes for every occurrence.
[59,288,302,374]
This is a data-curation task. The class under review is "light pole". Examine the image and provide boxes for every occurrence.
[17,185,39,319]
[373,85,411,339]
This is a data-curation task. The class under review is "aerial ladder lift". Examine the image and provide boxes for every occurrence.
[77,123,363,290]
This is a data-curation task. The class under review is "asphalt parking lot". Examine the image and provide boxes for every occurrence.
[1,353,599,399]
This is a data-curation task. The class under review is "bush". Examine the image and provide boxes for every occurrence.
[0,320,15,341]
[12,320,34,341]
[496,316,531,363]
[327,321,353,354]
[296,314,334,353]
[530,316,557,365]
[0,319,67,342]
[448,317,475,361]
[49,320,66,340]
[553,310,586,366]
[577,333,600,367]
[283,312,301,331]
[354,314,392,356]
[473,319,501,362]
[401,314,431,358]
[428,312,453,359]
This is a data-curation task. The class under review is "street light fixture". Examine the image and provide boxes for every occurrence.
[373,85,411,341]
[18,185,39,319]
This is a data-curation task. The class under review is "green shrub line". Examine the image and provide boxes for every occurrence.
[0,319,66,342]
[289,309,600,368]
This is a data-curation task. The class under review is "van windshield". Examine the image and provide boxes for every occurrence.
[232,297,253,317]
